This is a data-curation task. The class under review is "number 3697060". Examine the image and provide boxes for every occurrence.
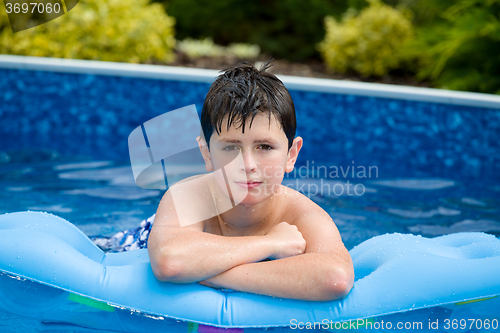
[5,2,61,14]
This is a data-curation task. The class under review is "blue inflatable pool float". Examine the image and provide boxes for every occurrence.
[1,211,500,332]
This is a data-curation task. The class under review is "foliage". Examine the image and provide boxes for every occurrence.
[407,0,500,94]
[0,2,9,31]
[319,0,413,77]
[158,0,348,62]
[398,0,458,27]
[0,0,176,64]
[176,38,260,60]
[227,43,261,60]
[177,38,224,58]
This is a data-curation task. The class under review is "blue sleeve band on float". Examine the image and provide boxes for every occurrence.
[0,211,500,328]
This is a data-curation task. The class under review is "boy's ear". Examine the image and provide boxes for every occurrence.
[285,136,303,173]
[197,136,213,172]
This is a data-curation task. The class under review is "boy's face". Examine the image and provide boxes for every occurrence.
[198,112,302,206]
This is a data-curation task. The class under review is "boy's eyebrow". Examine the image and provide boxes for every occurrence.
[218,137,277,144]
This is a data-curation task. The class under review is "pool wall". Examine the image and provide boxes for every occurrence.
[1,55,499,182]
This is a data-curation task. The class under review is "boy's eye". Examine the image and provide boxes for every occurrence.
[259,144,273,151]
[223,145,239,151]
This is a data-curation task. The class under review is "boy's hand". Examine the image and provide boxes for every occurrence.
[266,222,306,260]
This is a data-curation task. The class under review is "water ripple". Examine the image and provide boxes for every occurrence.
[372,179,455,190]
[387,206,461,219]
[409,219,500,236]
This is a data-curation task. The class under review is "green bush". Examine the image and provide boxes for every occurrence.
[158,0,349,62]
[408,0,500,94]
[0,0,176,64]
[400,0,458,27]
[0,3,10,31]
[319,0,413,77]
[176,38,260,60]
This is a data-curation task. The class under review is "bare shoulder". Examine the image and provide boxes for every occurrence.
[279,185,333,226]
[278,185,346,254]
[152,174,215,231]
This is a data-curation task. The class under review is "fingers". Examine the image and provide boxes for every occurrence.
[267,222,306,259]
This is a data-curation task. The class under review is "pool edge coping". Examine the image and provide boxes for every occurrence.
[1,55,500,109]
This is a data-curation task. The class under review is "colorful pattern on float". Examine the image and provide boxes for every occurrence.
[1,211,500,332]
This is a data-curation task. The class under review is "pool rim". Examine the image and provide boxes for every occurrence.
[1,54,500,110]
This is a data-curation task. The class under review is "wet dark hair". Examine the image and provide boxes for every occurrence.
[200,61,296,150]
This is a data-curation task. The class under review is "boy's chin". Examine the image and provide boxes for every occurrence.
[235,198,265,207]
[233,191,275,207]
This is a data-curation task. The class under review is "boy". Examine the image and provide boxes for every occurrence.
[147,62,354,301]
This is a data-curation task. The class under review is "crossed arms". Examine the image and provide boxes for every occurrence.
[147,191,354,301]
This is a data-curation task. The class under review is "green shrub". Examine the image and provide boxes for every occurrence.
[0,4,9,31]
[176,38,225,58]
[158,0,347,62]
[176,38,260,60]
[319,0,413,77]
[401,0,458,27]
[0,0,176,64]
[409,0,500,94]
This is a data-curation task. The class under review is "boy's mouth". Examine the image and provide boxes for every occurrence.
[234,181,262,189]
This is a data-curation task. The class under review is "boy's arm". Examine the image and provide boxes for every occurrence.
[148,189,306,283]
[199,204,354,301]
[199,252,351,301]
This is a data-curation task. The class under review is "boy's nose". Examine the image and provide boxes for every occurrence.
[240,151,257,173]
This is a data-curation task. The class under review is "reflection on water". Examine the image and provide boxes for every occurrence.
[0,149,499,250]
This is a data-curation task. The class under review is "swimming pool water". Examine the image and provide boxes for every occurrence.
[0,148,499,251]
[1,59,500,332]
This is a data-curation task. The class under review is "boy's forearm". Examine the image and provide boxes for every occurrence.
[199,252,353,301]
[150,231,276,283]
